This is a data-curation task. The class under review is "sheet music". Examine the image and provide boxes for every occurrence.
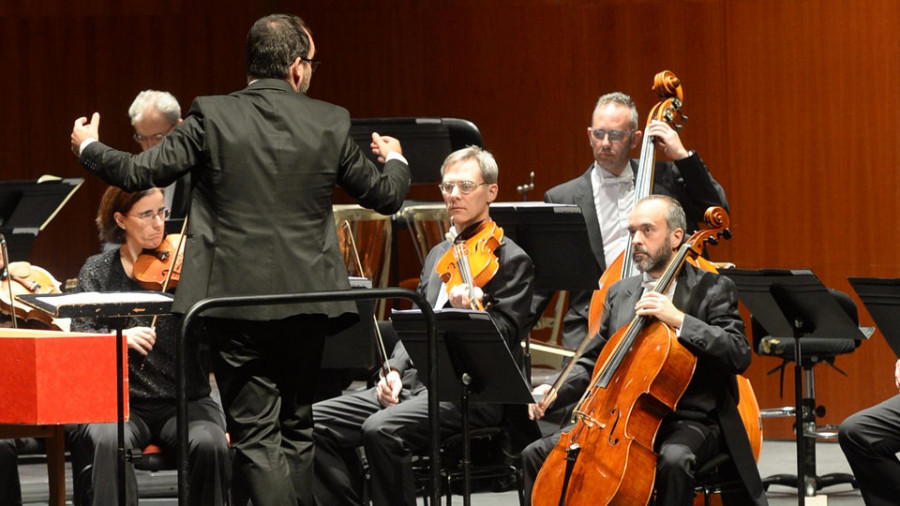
[33,291,172,307]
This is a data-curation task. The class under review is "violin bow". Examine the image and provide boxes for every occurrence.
[0,233,16,329]
[341,220,393,378]
[141,215,189,369]
[149,215,189,329]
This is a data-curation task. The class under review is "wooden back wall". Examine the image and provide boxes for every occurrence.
[3,1,897,439]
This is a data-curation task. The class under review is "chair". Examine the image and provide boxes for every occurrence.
[692,453,745,506]
[411,427,526,506]
[751,288,861,496]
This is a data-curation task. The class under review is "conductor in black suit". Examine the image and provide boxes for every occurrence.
[71,13,411,506]
[532,92,728,352]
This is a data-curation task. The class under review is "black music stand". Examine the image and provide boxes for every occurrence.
[490,202,601,380]
[17,291,174,506]
[0,177,83,262]
[350,117,483,184]
[392,308,533,506]
[849,277,900,358]
[721,269,868,503]
[490,203,600,292]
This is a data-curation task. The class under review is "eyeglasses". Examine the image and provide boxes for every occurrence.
[133,124,175,144]
[301,56,321,73]
[590,128,632,143]
[126,207,171,222]
[438,181,489,195]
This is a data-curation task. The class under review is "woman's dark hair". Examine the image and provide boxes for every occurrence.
[95,186,161,244]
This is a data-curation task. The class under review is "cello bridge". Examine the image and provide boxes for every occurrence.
[573,411,605,429]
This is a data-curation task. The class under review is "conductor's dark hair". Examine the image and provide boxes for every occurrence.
[246,14,311,80]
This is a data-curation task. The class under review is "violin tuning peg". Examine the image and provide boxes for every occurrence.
[707,237,719,246]
[721,229,732,240]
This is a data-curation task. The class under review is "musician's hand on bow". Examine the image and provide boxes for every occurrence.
[71,112,101,156]
[647,120,689,161]
[528,384,555,421]
[635,292,684,330]
[123,326,156,356]
[376,369,403,407]
[448,284,484,309]
[370,132,402,164]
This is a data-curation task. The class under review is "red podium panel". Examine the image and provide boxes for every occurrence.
[0,328,126,424]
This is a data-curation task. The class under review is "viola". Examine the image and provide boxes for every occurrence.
[434,220,503,310]
[133,233,186,292]
[532,207,731,506]
[0,260,68,331]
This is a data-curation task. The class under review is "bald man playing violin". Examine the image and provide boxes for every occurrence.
[312,146,536,506]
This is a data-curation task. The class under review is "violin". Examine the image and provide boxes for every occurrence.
[532,207,731,506]
[133,233,186,292]
[0,260,68,331]
[434,220,503,310]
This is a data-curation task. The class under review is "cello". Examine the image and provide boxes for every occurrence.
[531,206,731,506]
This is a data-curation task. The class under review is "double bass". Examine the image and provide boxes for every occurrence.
[588,70,693,335]
[531,207,731,506]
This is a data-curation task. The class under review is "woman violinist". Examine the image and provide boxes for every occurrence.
[524,196,766,506]
[67,186,229,506]
[312,147,537,506]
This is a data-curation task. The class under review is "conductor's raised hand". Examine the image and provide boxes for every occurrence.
[71,112,101,156]
[370,132,402,163]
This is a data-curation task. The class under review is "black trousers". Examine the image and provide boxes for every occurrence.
[67,396,229,506]
[521,418,721,505]
[207,314,327,506]
[0,438,21,506]
[839,394,900,506]
[312,385,503,506]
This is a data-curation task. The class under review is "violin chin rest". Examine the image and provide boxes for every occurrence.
[8,261,33,278]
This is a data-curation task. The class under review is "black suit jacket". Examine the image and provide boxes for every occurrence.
[556,265,766,506]
[535,153,728,349]
[389,234,536,387]
[81,79,411,319]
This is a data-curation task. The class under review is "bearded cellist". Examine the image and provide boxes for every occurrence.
[524,195,766,506]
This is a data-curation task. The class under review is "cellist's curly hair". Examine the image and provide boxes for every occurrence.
[95,186,163,245]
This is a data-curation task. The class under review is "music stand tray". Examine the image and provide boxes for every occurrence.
[849,277,900,358]
[0,176,83,262]
[391,308,532,405]
[489,203,600,292]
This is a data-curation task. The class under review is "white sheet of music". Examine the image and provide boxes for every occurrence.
[32,291,172,307]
